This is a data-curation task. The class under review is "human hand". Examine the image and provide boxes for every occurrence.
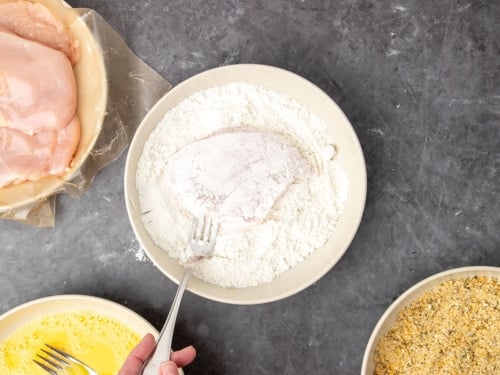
[118,333,196,375]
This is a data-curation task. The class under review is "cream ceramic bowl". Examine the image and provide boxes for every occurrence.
[361,266,500,374]
[124,64,366,304]
[0,0,107,211]
[0,295,164,374]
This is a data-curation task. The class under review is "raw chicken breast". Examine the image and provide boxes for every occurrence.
[0,0,78,64]
[0,115,80,187]
[0,30,77,134]
[163,131,312,225]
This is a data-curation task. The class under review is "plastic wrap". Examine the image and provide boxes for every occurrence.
[0,2,171,226]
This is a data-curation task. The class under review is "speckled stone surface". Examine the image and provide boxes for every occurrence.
[1,1,499,374]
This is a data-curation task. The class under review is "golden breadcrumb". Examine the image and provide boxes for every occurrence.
[373,276,500,375]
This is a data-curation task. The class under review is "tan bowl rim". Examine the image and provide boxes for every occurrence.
[361,265,500,374]
[0,294,157,335]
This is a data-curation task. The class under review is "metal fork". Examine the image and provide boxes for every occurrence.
[34,343,98,375]
[141,216,219,375]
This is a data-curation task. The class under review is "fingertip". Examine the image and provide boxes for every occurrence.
[142,333,156,345]
[117,333,157,375]
[170,345,196,367]
[130,333,156,359]
[185,345,197,357]
[159,361,179,375]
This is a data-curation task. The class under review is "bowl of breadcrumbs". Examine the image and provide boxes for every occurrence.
[362,266,500,375]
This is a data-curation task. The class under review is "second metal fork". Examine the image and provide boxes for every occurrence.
[34,343,98,375]
[141,216,219,375]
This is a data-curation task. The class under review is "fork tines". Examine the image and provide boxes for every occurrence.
[190,216,218,243]
[34,354,65,374]
[33,344,70,374]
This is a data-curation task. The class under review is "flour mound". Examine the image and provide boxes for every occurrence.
[136,82,348,288]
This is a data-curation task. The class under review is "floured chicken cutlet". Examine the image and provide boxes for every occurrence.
[0,0,80,188]
[163,131,313,226]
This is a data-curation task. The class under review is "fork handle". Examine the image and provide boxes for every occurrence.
[141,268,193,375]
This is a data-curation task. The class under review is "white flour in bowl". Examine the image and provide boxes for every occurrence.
[136,82,348,288]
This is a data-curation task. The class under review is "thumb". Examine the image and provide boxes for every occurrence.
[159,361,179,375]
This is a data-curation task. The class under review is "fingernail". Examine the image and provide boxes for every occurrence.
[160,361,179,375]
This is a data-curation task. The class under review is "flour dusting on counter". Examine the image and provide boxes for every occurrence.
[136,82,348,288]
[127,238,148,262]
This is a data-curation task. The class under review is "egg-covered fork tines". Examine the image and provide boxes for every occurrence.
[141,216,219,374]
[34,343,98,375]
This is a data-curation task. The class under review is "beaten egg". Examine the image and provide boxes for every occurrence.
[0,311,141,375]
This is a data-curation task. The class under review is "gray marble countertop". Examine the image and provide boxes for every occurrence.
[1,1,499,374]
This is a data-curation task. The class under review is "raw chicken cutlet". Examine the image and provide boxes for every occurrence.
[0,0,80,188]
[0,30,76,134]
[162,131,313,226]
[0,0,78,64]
[0,115,80,187]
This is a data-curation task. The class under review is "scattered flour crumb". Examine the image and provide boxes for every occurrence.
[136,82,349,288]
[133,248,147,262]
[370,128,385,136]
[97,252,119,264]
[127,238,148,262]
[386,48,400,57]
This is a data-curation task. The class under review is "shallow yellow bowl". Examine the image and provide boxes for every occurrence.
[124,64,367,304]
[0,294,161,374]
[361,266,500,374]
[0,0,107,211]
